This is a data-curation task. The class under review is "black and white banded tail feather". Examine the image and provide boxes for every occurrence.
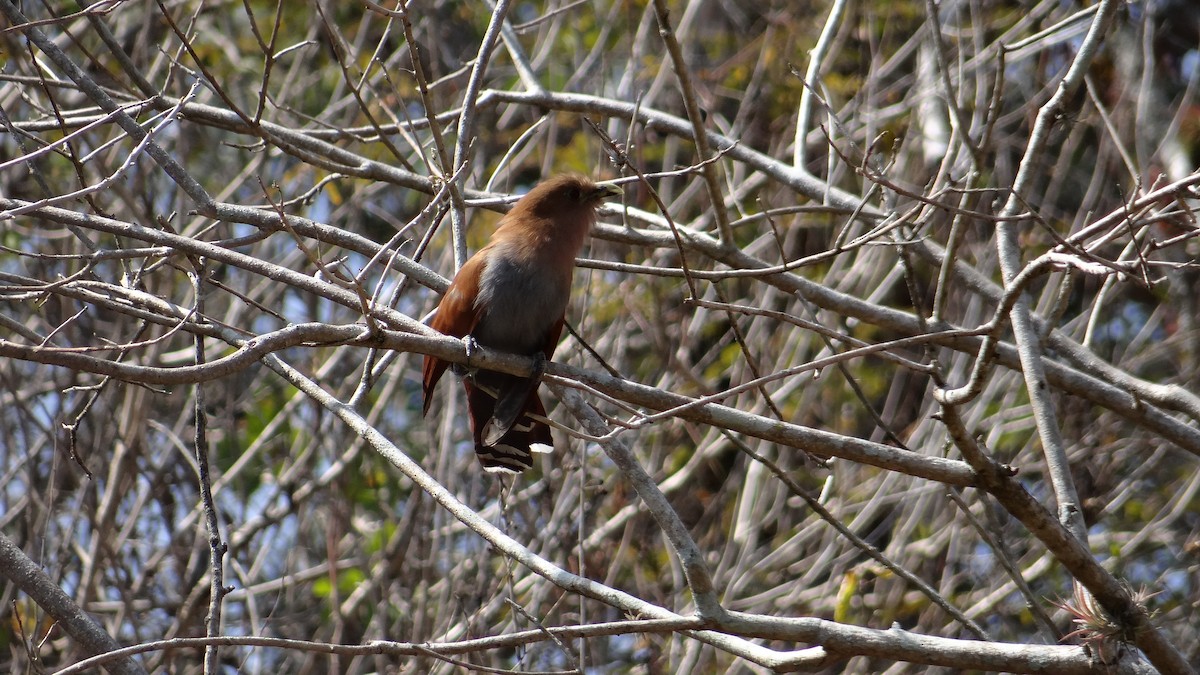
[463,373,553,473]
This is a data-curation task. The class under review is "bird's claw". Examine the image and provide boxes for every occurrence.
[529,351,547,382]
[452,335,481,379]
[463,335,479,368]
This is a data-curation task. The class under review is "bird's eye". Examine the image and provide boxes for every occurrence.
[567,186,582,201]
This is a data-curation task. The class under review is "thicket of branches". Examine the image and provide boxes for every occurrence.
[1,0,1198,672]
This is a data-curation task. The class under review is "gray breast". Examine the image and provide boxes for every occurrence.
[473,252,570,354]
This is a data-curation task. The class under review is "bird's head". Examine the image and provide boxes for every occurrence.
[512,174,623,221]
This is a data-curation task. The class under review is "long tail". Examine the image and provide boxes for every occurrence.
[464,372,553,473]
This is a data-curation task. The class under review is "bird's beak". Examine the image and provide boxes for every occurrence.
[594,183,624,200]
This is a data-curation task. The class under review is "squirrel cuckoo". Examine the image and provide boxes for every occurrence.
[422,175,623,473]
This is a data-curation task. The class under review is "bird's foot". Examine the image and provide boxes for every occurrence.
[529,350,547,383]
[452,335,480,378]
[463,334,479,367]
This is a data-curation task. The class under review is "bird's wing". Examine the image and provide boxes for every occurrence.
[421,255,487,415]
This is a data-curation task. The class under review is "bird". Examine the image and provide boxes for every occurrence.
[421,175,623,473]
